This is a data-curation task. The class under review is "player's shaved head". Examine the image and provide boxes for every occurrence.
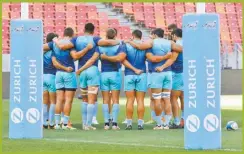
[171,28,182,38]
[106,28,116,39]
[85,23,95,34]
[46,33,58,43]
[152,28,164,38]
[64,27,74,37]
[132,29,142,39]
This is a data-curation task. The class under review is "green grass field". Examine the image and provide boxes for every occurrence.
[2,98,243,152]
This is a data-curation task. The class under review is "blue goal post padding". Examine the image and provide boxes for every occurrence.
[9,19,43,139]
[183,14,221,149]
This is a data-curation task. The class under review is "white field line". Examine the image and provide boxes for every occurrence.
[44,138,242,152]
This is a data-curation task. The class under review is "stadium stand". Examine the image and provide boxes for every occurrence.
[2,2,243,54]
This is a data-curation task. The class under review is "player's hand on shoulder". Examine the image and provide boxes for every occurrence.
[66,66,73,72]
[76,70,81,75]
[134,69,143,75]
[87,43,93,50]
[155,66,164,72]
[100,53,107,60]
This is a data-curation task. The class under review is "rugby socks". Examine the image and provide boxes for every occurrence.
[49,104,55,126]
[151,110,156,121]
[87,104,95,126]
[155,116,162,126]
[164,114,172,126]
[174,117,180,125]
[43,104,48,126]
[138,119,143,126]
[82,102,88,125]
[63,115,69,126]
[161,111,165,117]
[181,110,184,119]
[127,119,132,126]
[112,104,120,123]
[102,104,109,123]
[55,114,61,125]
[93,102,98,118]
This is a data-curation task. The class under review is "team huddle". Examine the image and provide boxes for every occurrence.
[43,23,184,130]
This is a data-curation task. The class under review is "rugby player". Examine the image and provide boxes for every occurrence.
[126,28,182,129]
[97,28,126,130]
[43,32,58,129]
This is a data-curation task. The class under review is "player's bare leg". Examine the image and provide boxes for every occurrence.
[145,88,155,124]
[43,91,50,129]
[111,90,120,130]
[162,89,172,129]
[55,90,65,129]
[81,88,88,129]
[48,92,56,129]
[136,91,145,130]
[179,92,184,127]
[102,91,110,130]
[170,90,181,128]
[84,86,99,130]
[151,88,163,130]
[62,90,76,130]
[125,91,135,130]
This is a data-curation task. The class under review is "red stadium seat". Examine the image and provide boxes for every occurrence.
[44,26,55,34]
[175,3,185,13]
[144,12,154,20]
[44,19,54,26]
[185,5,195,13]
[123,3,133,14]
[10,12,20,19]
[77,4,87,12]
[2,19,9,27]
[55,26,66,36]
[55,19,66,26]
[229,27,240,33]
[99,19,109,29]
[3,3,10,12]
[87,11,98,20]
[145,19,156,28]
[108,19,120,26]
[55,3,65,11]
[77,19,87,28]
[133,3,143,12]
[120,26,131,34]
[66,19,77,27]
[55,12,66,19]
[10,3,21,12]
[121,32,131,40]
[32,3,43,12]
[2,12,9,19]
[98,12,108,19]
[153,5,163,12]
[44,4,55,12]
[77,12,87,19]
[134,12,144,22]
[143,2,154,7]
[66,12,76,19]
[112,3,122,8]
[144,5,154,13]
[2,40,9,50]
[32,12,43,19]
[164,5,175,13]
[2,26,9,36]
[87,5,97,12]
[66,3,76,12]
[44,12,55,19]
[230,32,242,42]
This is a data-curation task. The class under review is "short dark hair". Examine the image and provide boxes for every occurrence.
[106,28,116,39]
[85,23,95,34]
[168,24,178,30]
[132,29,142,39]
[171,28,182,38]
[113,28,118,35]
[152,28,164,38]
[46,33,58,43]
[63,27,74,37]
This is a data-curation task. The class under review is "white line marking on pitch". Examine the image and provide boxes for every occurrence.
[44,138,242,152]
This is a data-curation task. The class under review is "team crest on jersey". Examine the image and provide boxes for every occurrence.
[184,21,198,30]
[202,21,217,29]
